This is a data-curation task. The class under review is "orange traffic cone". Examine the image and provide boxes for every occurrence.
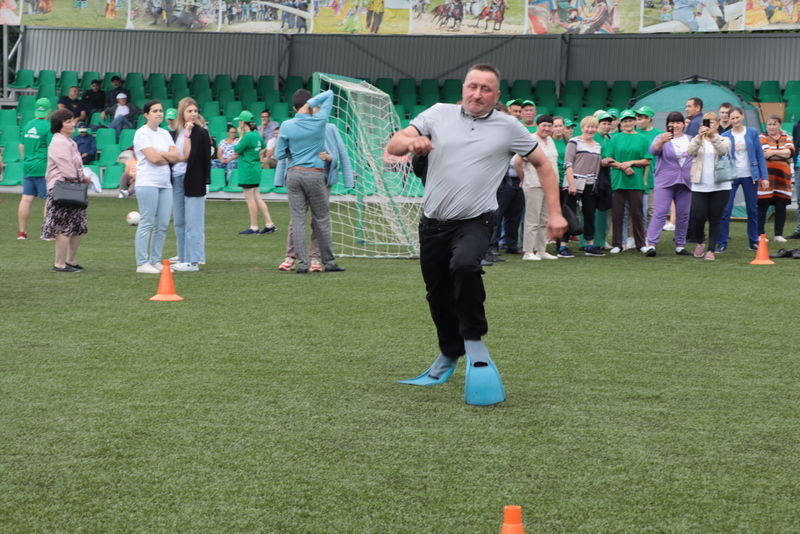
[149,260,184,301]
[750,234,775,265]
[500,505,524,534]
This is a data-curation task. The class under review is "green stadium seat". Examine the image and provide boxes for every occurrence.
[118,129,136,150]
[150,85,169,102]
[194,88,213,107]
[224,101,242,121]
[60,71,79,92]
[733,80,756,101]
[239,89,258,109]
[213,74,233,96]
[209,168,226,192]
[133,99,148,112]
[37,70,57,89]
[9,69,34,89]
[579,106,596,119]
[257,75,276,95]
[207,115,229,140]
[410,104,428,119]
[2,142,22,163]
[97,144,121,167]
[282,76,304,101]
[1,161,24,185]
[511,80,534,100]
[499,79,509,95]
[441,79,461,103]
[101,71,121,91]
[248,101,266,116]
[95,128,117,148]
[36,87,57,109]
[396,79,417,109]
[272,185,288,194]
[609,81,632,109]
[633,80,656,98]
[1,126,20,145]
[782,80,800,101]
[535,79,556,97]
[262,89,280,107]
[172,87,191,104]
[191,74,211,95]
[0,109,17,127]
[553,106,574,120]
[562,92,582,111]
[101,164,124,189]
[126,72,145,90]
[236,75,255,94]
[562,80,583,98]
[374,78,395,99]
[128,85,146,103]
[759,80,780,99]
[17,94,36,115]
[147,73,167,92]
[201,101,220,117]
[223,169,243,193]
[394,104,406,120]
[19,110,34,129]
[585,80,608,108]
[169,73,189,95]
[260,168,275,193]
[270,102,290,122]
[217,88,236,107]
[79,71,100,91]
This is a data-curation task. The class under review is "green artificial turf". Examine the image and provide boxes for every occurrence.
[1,192,799,533]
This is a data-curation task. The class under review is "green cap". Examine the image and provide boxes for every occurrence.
[597,112,613,121]
[234,110,254,123]
[505,98,522,107]
[34,97,51,118]
[165,108,178,120]
[563,118,575,127]
[606,108,620,118]
[619,109,637,120]
[521,99,536,108]
[634,105,655,118]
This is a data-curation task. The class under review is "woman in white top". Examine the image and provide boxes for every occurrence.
[686,112,731,261]
[133,100,183,274]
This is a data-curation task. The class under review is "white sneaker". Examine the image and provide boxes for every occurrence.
[136,263,160,274]
[173,262,199,272]
[626,237,635,249]
[117,190,129,199]
[663,222,675,231]
[522,252,541,261]
[609,246,622,254]
[169,256,180,262]
[774,235,787,243]
[537,251,558,260]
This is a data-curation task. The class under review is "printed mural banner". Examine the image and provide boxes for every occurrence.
[23,0,784,31]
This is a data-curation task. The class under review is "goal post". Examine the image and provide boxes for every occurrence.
[311,72,424,259]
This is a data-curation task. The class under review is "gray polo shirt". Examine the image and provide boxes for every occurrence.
[411,103,536,220]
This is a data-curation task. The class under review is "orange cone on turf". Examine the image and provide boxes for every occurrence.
[149,260,184,301]
[750,233,775,265]
[500,505,524,534]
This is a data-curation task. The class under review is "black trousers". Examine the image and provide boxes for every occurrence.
[581,183,598,242]
[758,199,789,237]
[419,212,494,358]
[691,190,729,247]
[491,178,524,252]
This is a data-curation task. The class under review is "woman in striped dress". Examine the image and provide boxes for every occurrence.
[758,115,794,242]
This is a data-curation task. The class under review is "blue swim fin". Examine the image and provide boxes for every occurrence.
[397,354,458,386]
[464,341,506,406]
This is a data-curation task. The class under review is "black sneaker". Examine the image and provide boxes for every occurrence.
[66,263,84,271]
[675,248,692,256]
[52,265,79,272]
[259,224,277,234]
[788,231,800,239]
[557,247,574,258]
[239,228,259,235]
[296,264,309,274]
[324,262,346,272]
[583,246,605,257]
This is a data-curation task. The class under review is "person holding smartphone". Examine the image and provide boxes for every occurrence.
[641,111,694,257]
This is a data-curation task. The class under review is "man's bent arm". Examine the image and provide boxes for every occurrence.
[387,126,425,156]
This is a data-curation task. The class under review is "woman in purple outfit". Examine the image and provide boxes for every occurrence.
[642,111,694,257]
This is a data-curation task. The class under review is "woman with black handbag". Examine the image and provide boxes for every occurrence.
[42,109,92,272]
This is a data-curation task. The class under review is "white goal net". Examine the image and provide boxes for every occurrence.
[313,72,424,259]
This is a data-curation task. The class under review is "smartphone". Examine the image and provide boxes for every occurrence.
[702,118,711,128]
[667,126,674,134]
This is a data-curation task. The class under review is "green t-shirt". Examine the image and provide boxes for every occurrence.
[553,137,567,187]
[602,131,651,191]
[524,124,537,134]
[234,130,264,185]
[636,127,662,190]
[593,132,612,153]
[21,118,52,177]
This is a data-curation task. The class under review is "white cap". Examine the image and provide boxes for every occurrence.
[117,93,128,99]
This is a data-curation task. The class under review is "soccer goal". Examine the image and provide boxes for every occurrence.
[311,73,424,259]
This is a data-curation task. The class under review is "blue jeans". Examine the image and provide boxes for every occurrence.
[212,159,238,182]
[135,186,172,266]
[718,177,759,249]
[172,174,206,263]
[108,116,133,141]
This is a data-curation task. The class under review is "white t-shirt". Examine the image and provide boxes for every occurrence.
[522,134,558,189]
[692,139,732,193]
[134,125,175,188]
[732,130,750,177]
[114,104,129,120]
[172,128,187,176]
[670,136,690,168]
[266,137,277,152]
